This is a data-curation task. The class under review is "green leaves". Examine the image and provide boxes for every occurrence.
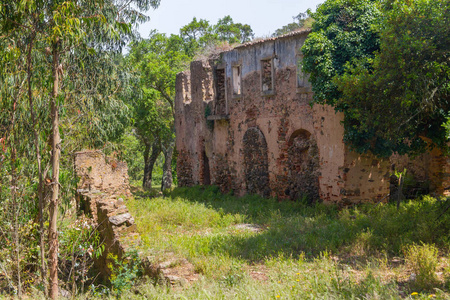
[303,0,450,156]
[125,31,188,148]
[302,0,381,107]
[179,16,254,56]
[214,15,254,44]
[272,12,312,37]
[336,0,450,156]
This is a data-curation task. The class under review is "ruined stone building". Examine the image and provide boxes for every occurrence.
[174,29,450,204]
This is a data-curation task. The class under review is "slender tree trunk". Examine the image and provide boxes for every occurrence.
[10,86,22,299]
[397,174,404,211]
[161,140,174,192]
[49,41,61,300]
[142,142,150,189]
[12,162,21,300]
[26,30,47,296]
[143,140,161,190]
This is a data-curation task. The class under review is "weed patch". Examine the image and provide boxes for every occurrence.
[405,243,439,291]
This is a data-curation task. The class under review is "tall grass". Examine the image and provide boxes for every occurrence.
[124,186,450,298]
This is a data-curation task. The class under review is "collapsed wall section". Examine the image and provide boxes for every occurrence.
[74,151,138,280]
[390,143,450,197]
[175,60,215,187]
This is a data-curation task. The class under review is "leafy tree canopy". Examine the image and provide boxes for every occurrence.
[336,0,450,156]
[302,0,450,156]
[127,31,188,143]
[126,31,191,189]
[180,15,254,56]
[0,0,159,297]
[302,0,382,108]
[214,15,254,44]
[272,12,314,37]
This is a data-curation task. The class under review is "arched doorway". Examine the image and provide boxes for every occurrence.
[243,127,270,197]
[286,129,320,203]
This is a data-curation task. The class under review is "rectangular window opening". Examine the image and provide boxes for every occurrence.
[297,55,306,88]
[296,53,311,93]
[232,65,241,97]
[215,67,226,115]
[261,58,273,94]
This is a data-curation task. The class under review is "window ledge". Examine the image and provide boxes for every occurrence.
[296,87,312,94]
[261,91,275,97]
[207,114,230,121]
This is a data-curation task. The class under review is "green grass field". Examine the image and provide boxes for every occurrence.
[120,186,450,299]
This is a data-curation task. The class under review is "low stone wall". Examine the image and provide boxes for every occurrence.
[74,150,131,198]
[74,150,195,284]
[74,150,138,280]
[76,191,140,280]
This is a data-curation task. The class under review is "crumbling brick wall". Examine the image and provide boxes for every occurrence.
[175,60,214,187]
[176,149,194,187]
[215,68,227,115]
[211,153,232,193]
[74,150,131,197]
[174,30,397,204]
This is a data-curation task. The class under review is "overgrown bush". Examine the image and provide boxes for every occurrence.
[59,216,104,295]
[405,243,439,290]
[107,250,141,296]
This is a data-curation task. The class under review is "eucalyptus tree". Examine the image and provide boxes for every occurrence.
[0,0,160,297]
[0,34,27,298]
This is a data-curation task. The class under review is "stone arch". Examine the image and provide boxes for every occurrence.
[286,129,320,203]
[243,127,270,197]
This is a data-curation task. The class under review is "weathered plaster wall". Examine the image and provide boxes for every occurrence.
[175,61,215,187]
[175,31,392,203]
[312,105,346,203]
[341,150,390,203]
[74,150,131,197]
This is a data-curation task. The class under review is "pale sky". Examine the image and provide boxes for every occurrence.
[137,0,325,39]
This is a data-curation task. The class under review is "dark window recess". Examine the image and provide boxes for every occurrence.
[261,59,273,93]
[215,68,226,115]
[202,151,211,185]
